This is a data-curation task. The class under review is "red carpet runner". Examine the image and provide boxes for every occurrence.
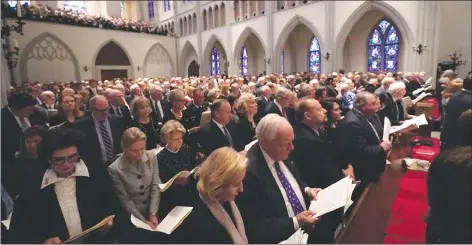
[383,170,428,244]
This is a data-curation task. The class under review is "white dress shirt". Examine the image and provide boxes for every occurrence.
[151,98,164,119]
[41,161,90,238]
[260,146,307,231]
[212,119,227,135]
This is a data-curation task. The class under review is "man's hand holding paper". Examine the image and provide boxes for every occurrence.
[305,188,322,201]
[296,210,320,230]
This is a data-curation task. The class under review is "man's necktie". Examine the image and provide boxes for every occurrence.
[19,117,29,132]
[273,162,305,215]
[99,121,116,161]
[115,107,122,116]
[281,108,287,118]
[155,102,162,120]
[223,125,233,147]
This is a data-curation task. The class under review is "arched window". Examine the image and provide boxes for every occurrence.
[308,36,321,73]
[280,52,284,74]
[62,0,86,13]
[210,47,221,76]
[368,19,400,72]
[8,1,30,8]
[240,46,248,76]
[148,0,155,18]
[164,0,171,12]
[120,2,125,18]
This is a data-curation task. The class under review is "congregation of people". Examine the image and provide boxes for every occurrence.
[1,2,173,36]
[1,69,471,244]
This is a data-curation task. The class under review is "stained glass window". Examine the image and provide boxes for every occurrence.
[210,47,221,76]
[62,1,86,13]
[368,19,400,72]
[240,46,248,76]
[308,36,321,73]
[148,0,155,18]
[164,0,171,12]
[8,1,30,8]
[280,52,284,74]
[120,2,125,18]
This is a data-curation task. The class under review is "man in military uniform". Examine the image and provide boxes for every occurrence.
[182,87,209,152]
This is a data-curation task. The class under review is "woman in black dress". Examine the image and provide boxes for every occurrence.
[162,89,186,124]
[48,95,80,128]
[156,120,202,217]
[235,93,257,151]
[128,97,160,150]
[320,98,354,178]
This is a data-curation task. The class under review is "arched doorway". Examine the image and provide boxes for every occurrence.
[188,60,200,77]
[94,40,131,80]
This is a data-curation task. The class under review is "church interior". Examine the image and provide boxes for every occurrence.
[1,0,471,244]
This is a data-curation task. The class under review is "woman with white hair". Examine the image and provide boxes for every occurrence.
[387,81,414,125]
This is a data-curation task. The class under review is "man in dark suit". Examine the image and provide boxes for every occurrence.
[325,77,339,98]
[441,77,472,150]
[148,85,170,127]
[254,85,272,123]
[236,114,320,244]
[1,93,48,164]
[38,91,56,110]
[202,99,239,155]
[292,98,345,243]
[73,95,126,171]
[339,92,392,202]
[284,75,297,92]
[264,87,292,118]
[107,89,132,123]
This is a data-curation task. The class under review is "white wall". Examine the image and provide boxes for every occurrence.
[437,1,472,78]
[9,20,177,83]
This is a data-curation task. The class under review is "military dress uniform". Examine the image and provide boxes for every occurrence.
[182,102,209,152]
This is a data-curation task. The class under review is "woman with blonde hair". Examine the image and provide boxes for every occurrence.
[163,89,187,123]
[108,127,164,243]
[128,97,160,149]
[235,93,258,150]
[172,147,247,244]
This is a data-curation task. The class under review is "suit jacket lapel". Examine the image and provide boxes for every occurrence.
[353,110,381,143]
[251,145,291,216]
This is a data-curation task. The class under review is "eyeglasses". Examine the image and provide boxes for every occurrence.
[50,153,81,165]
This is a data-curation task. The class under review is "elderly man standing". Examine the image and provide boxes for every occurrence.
[236,114,321,243]
[107,89,132,122]
[339,92,392,202]
[285,75,297,92]
[74,95,126,170]
[264,87,294,123]
[39,91,56,110]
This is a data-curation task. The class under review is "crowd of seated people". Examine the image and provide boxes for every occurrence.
[1,69,471,244]
[1,2,173,36]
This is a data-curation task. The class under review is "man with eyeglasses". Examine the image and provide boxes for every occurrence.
[74,95,126,170]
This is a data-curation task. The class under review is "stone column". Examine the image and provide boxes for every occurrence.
[266,0,274,73]
[323,1,335,73]
[196,1,203,76]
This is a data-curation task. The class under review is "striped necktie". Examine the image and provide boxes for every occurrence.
[98,121,116,162]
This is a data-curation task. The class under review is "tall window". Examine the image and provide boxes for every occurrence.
[280,52,284,74]
[210,47,221,76]
[8,1,30,8]
[62,0,86,13]
[148,0,155,18]
[163,0,171,12]
[240,46,248,76]
[308,36,321,73]
[120,2,125,18]
[368,19,400,72]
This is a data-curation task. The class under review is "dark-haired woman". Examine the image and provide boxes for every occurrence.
[8,128,119,244]
[7,125,49,200]
[320,99,354,179]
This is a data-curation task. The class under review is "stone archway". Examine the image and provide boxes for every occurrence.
[188,60,200,77]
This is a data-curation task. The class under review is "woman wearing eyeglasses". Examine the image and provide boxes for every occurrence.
[8,128,118,244]
[163,89,187,124]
